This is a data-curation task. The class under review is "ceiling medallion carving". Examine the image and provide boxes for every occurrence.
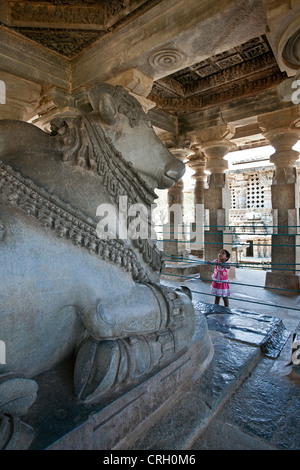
[148,47,187,72]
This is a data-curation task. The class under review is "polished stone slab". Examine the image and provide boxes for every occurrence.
[129,330,262,449]
[194,301,291,358]
[129,310,299,450]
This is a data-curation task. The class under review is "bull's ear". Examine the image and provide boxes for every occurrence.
[98,93,118,125]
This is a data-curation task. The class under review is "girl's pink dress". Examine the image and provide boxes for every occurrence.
[210,259,231,297]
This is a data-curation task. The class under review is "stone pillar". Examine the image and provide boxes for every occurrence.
[163,148,190,259]
[191,126,235,280]
[187,147,207,257]
[259,108,300,292]
[0,71,41,121]
[202,136,235,262]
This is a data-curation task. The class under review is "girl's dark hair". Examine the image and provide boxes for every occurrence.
[224,250,230,260]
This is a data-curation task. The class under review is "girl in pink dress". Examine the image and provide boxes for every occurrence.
[208,249,231,307]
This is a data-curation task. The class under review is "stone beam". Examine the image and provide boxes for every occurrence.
[178,89,295,136]
[147,108,178,135]
[0,26,69,90]
[71,0,267,88]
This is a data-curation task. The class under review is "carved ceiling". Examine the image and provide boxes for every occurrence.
[149,35,287,116]
[0,1,290,150]
[2,0,163,57]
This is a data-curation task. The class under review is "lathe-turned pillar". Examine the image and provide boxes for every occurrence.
[259,107,300,293]
[163,147,191,259]
[196,127,235,261]
[187,147,207,257]
[189,126,235,281]
[0,71,41,121]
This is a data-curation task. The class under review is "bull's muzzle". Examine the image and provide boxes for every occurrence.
[158,158,186,189]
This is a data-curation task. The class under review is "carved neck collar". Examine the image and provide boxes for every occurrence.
[0,161,163,281]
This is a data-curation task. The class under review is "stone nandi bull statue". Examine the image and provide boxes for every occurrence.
[0,83,195,449]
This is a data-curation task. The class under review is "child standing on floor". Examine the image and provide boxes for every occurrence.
[207,249,231,307]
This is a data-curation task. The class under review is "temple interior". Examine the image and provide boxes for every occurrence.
[0,0,299,452]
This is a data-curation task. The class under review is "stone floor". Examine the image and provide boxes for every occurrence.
[13,266,300,453]
[130,267,300,450]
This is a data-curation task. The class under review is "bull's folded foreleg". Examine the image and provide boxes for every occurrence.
[74,284,195,401]
[0,373,37,449]
[79,282,195,343]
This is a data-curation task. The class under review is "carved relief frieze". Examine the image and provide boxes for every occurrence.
[150,69,286,112]
[154,76,185,97]
[152,55,282,101]
[8,0,135,28]
[5,0,159,56]
[185,52,279,96]
[10,2,105,27]
[149,35,285,113]
[215,52,244,69]
[12,28,101,58]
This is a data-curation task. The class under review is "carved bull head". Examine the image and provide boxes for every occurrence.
[88,83,185,190]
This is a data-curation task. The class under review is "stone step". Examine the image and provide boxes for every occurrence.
[128,331,261,450]
[128,302,291,450]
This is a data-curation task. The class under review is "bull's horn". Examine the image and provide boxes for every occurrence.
[89,84,118,126]
[98,93,118,125]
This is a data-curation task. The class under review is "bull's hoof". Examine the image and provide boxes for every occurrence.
[0,413,34,450]
[0,373,38,450]
[0,373,38,416]
[74,338,122,402]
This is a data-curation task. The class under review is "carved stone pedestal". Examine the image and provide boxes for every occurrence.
[24,313,213,450]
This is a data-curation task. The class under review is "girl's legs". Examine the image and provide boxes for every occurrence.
[214,296,220,305]
[223,297,229,308]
